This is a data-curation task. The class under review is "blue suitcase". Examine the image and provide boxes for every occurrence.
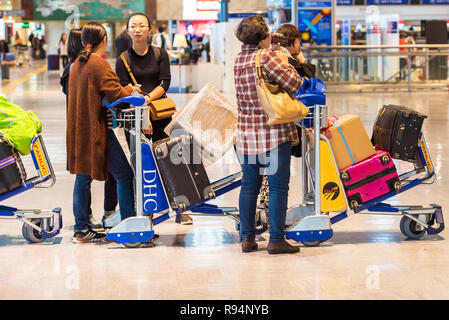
[5,53,14,61]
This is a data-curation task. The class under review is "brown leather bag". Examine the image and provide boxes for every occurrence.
[149,98,177,121]
[120,49,176,120]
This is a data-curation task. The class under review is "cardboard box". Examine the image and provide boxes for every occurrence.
[324,115,375,170]
[165,83,238,166]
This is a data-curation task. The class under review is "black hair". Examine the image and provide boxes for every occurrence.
[67,28,83,61]
[158,26,165,33]
[78,22,107,63]
[126,13,151,31]
[276,24,301,47]
[235,15,269,45]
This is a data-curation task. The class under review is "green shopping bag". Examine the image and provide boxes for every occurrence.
[0,96,42,155]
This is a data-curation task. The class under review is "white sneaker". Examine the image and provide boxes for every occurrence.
[88,215,103,230]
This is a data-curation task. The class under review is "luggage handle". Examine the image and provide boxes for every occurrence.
[105,96,145,109]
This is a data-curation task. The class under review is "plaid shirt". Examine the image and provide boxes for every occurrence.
[234,44,302,155]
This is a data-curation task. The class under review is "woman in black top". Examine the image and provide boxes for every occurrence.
[115,13,171,142]
[115,13,193,225]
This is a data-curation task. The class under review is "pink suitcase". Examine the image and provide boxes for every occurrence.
[340,150,401,212]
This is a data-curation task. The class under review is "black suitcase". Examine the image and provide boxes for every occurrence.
[47,54,59,71]
[0,140,26,195]
[371,104,427,162]
[153,135,213,212]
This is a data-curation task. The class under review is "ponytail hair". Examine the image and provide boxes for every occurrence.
[78,22,107,63]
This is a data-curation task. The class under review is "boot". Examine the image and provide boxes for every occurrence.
[267,240,299,254]
[241,239,258,253]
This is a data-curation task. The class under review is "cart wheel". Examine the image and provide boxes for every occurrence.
[400,215,426,240]
[22,220,43,243]
[301,241,321,247]
[122,242,143,248]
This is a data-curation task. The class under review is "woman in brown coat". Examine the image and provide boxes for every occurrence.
[67,22,142,243]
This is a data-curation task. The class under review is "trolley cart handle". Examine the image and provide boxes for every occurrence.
[105,96,146,110]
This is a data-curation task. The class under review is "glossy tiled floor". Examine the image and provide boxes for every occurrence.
[0,60,448,300]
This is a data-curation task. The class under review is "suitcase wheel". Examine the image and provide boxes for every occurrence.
[208,191,216,200]
[155,147,163,157]
[380,154,391,165]
[340,171,350,182]
[348,195,361,213]
[391,180,401,194]
[178,203,186,213]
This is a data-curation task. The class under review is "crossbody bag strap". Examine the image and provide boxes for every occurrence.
[120,51,138,86]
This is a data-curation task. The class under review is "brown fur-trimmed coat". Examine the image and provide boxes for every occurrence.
[67,53,133,181]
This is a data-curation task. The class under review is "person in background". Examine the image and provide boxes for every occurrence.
[399,32,408,80]
[67,22,139,243]
[152,25,172,50]
[276,23,316,158]
[57,33,69,69]
[234,16,303,254]
[115,13,193,225]
[115,25,132,58]
[277,24,316,80]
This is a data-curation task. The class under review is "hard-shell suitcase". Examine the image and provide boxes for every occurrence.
[340,150,400,212]
[371,104,427,162]
[47,54,59,71]
[0,140,26,195]
[153,135,213,212]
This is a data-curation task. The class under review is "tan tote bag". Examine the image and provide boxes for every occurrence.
[255,49,309,125]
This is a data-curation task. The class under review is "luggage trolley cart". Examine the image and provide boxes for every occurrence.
[285,101,444,247]
[104,96,252,248]
[0,134,62,243]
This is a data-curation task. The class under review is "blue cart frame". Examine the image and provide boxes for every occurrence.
[0,134,62,243]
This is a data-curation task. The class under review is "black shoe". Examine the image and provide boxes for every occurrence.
[175,214,193,225]
[73,228,106,243]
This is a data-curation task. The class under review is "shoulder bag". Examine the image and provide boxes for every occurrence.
[255,49,309,125]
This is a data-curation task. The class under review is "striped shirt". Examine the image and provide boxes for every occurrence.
[234,44,302,155]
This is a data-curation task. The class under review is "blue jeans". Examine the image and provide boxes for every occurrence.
[238,142,292,243]
[73,130,135,232]
[83,173,117,217]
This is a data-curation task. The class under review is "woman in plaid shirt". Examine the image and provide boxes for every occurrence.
[234,16,303,254]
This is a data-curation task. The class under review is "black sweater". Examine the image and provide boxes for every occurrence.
[115,46,171,95]
[288,57,316,79]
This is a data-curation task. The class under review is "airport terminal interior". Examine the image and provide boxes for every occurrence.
[1,0,449,301]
